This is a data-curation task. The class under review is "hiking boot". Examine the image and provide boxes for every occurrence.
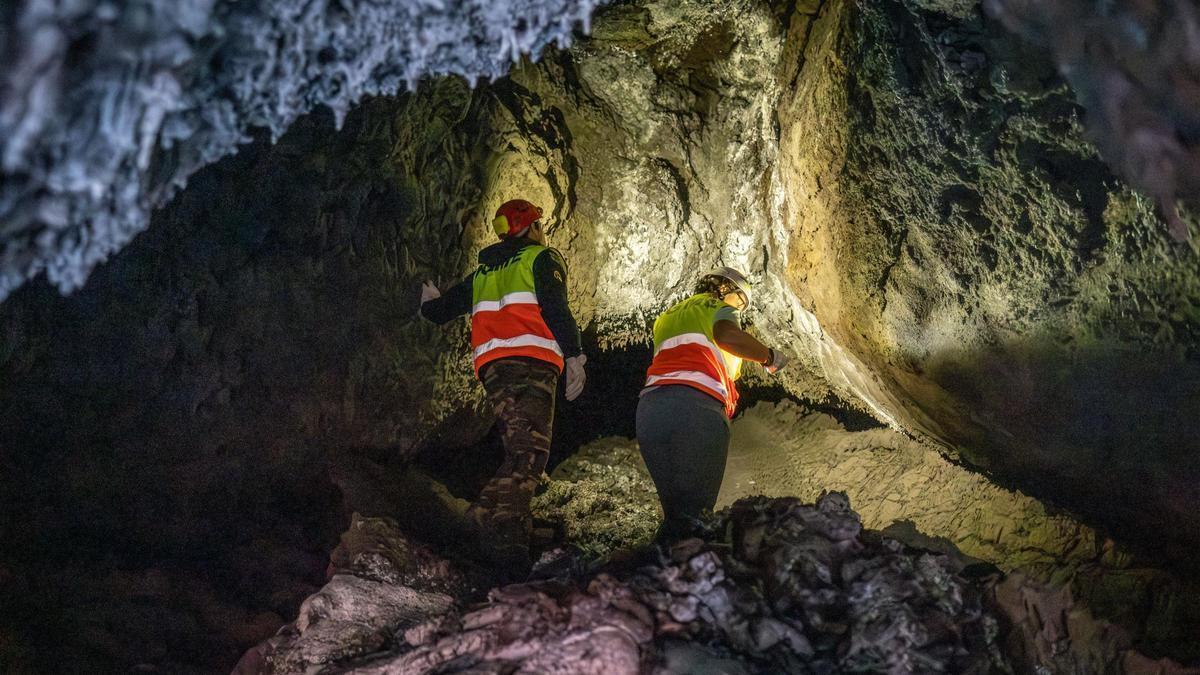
[462,504,533,578]
[483,511,531,554]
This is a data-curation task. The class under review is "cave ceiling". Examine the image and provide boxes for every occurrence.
[0,0,604,300]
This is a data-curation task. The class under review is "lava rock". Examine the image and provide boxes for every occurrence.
[235,518,462,675]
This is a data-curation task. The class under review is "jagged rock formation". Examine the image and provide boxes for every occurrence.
[717,401,1200,663]
[992,573,1200,675]
[236,514,469,674]
[534,405,1200,664]
[0,0,604,300]
[246,493,1011,674]
[985,0,1200,241]
[243,490,1200,674]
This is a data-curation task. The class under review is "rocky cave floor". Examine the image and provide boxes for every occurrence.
[5,395,1200,674]
[226,398,1200,675]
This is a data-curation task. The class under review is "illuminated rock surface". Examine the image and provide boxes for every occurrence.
[235,514,465,674]
[244,484,1199,673]
[532,438,663,558]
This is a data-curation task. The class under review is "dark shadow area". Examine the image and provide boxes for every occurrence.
[411,331,654,500]
[739,380,886,432]
[0,85,496,673]
[549,333,649,469]
[909,338,1200,579]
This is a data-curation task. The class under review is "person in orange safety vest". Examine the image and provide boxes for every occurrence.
[419,199,586,568]
[637,267,789,538]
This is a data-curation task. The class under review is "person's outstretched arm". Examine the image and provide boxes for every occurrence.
[532,248,583,359]
[713,320,769,363]
[714,319,790,373]
[419,277,473,324]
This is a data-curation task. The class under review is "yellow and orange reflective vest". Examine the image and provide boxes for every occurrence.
[643,294,744,418]
[470,244,565,375]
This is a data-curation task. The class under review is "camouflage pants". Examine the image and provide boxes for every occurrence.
[477,358,559,527]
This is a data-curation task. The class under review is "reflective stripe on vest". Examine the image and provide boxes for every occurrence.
[470,245,564,375]
[645,370,728,398]
[643,294,741,418]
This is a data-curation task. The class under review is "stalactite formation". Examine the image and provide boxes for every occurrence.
[0,0,604,300]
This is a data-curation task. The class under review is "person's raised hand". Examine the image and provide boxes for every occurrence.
[564,354,587,401]
[420,281,441,305]
[765,348,790,375]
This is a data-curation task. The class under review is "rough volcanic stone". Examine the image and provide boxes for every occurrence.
[0,0,608,301]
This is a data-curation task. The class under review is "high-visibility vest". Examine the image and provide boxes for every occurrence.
[643,294,743,418]
[470,244,565,376]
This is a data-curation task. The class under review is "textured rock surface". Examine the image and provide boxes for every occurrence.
[719,400,1200,662]
[495,0,905,423]
[4,0,1200,669]
[984,0,1200,241]
[251,489,1199,673]
[991,572,1200,675]
[776,0,1200,568]
[235,515,462,674]
[721,402,1099,572]
[532,438,662,558]
[0,0,604,301]
[253,494,1009,674]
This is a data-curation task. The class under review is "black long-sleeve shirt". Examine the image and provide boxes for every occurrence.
[420,238,583,358]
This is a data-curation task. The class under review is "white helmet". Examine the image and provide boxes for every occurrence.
[708,266,752,306]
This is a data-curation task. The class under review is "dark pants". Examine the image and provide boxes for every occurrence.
[636,385,731,534]
[478,357,559,527]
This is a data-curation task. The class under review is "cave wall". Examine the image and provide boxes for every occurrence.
[777,0,1200,568]
[0,4,850,666]
[509,0,1200,577]
[496,0,910,420]
[0,82,506,671]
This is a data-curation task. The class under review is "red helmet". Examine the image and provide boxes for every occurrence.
[493,199,543,238]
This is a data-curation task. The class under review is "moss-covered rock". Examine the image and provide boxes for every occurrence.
[532,438,662,558]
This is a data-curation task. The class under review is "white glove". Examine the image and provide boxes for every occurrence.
[420,281,441,305]
[765,347,790,375]
[564,354,587,401]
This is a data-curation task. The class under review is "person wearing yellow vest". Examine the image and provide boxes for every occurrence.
[418,198,586,566]
[637,267,789,538]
